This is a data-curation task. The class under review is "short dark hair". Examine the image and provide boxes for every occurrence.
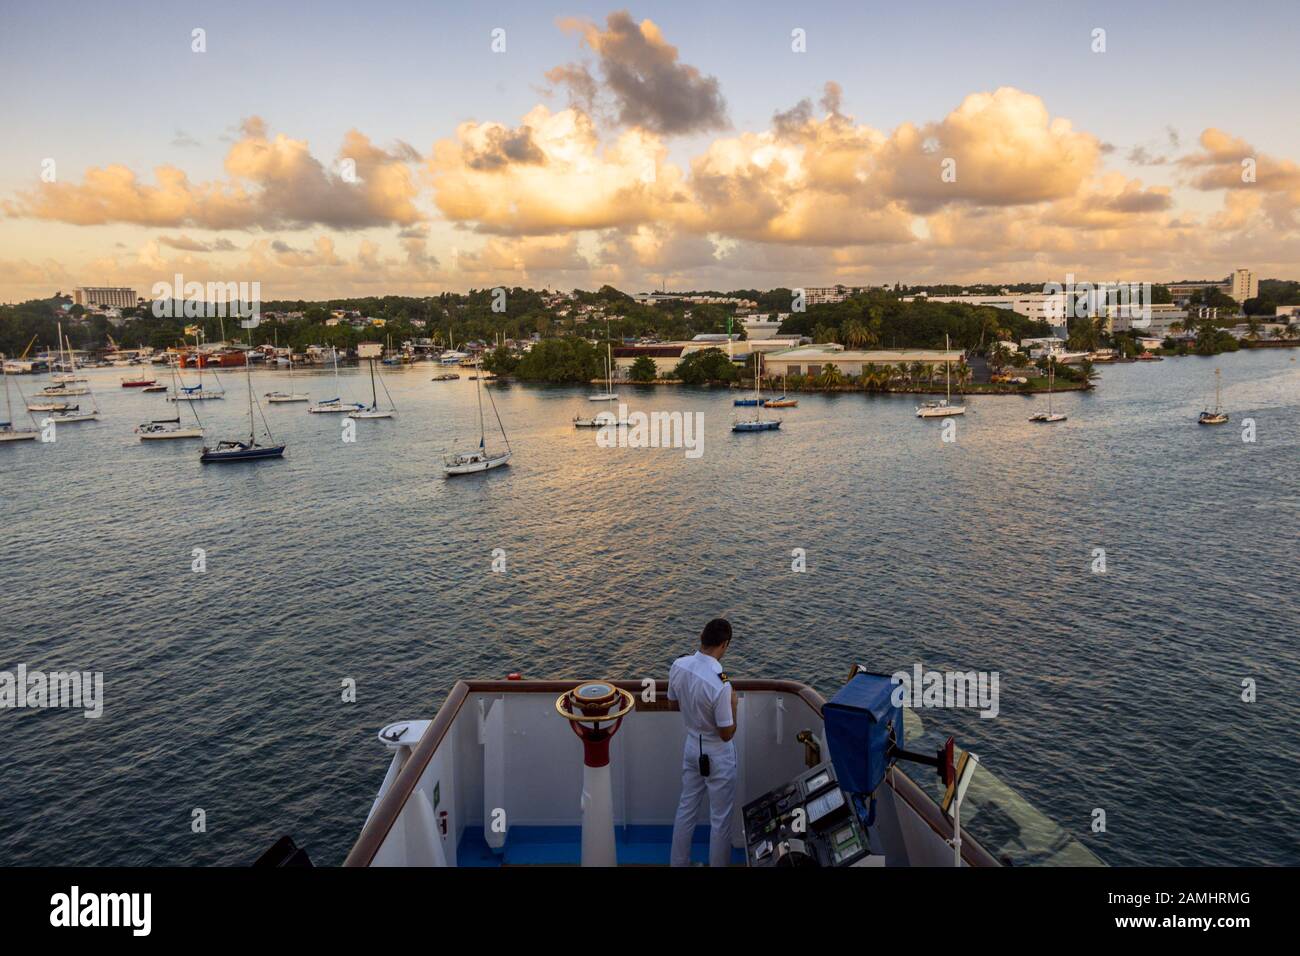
[700,618,732,648]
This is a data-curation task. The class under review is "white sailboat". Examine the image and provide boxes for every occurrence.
[266,347,309,403]
[169,331,225,401]
[0,371,39,442]
[444,359,511,475]
[48,333,99,423]
[1198,368,1229,425]
[348,345,396,419]
[309,347,363,413]
[37,324,89,396]
[916,334,966,418]
[138,365,203,439]
[1029,361,1067,423]
[587,320,618,401]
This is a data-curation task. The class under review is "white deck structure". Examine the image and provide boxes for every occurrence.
[346,679,1101,868]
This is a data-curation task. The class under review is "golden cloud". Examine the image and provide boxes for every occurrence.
[4,118,420,230]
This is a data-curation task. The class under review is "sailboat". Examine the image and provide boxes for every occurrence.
[1198,368,1229,425]
[266,347,309,403]
[37,324,89,396]
[170,332,225,401]
[48,333,100,423]
[444,359,512,475]
[1029,361,1067,423]
[733,354,781,432]
[308,347,363,413]
[587,320,618,401]
[1,370,39,442]
[349,346,396,419]
[916,334,966,418]
[138,365,203,439]
[200,321,285,462]
[765,371,798,408]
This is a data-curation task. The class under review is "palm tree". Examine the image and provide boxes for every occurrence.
[955,360,972,388]
[894,362,910,385]
[1246,317,1262,341]
[813,323,839,344]
[910,361,927,385]
[841,320,869,349]
[817,363,844,389]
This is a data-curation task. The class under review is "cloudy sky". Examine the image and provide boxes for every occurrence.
[2,0,1298,302]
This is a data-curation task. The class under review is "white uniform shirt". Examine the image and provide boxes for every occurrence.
[667,651,734,744]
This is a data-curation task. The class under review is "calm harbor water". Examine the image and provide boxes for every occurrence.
[1,349,1297,866]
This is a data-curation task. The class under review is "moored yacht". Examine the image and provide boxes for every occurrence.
[1198,368,1229,425]
[1,372,39,442]
[444,359,511,476]
[917,334,966,418]
[136,417,204,440]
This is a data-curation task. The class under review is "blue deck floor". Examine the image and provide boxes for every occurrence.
[457,824,746,866]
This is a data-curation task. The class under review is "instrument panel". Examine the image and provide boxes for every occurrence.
[742,760,872,867]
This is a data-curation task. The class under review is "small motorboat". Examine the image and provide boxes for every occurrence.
[764,397,798,408]
[431,373,460,381]
[1028,412,1067,423]
[265,391,310,403]
[574,411,619,428]
[200,440,286,462]
[733,397,763,406]
[26,400,77,412]
[142,384,169,393]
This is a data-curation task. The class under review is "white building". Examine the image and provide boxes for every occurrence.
[800,286,868,306]
[73,287,137,309]
[903,292,1068,335]
[1229,268,1258,303]
[761,343,962,378]
[741,313,788,338]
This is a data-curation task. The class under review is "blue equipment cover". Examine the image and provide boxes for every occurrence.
[823,671,902,797]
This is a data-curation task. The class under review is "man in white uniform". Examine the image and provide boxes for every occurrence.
[667,618,738,867]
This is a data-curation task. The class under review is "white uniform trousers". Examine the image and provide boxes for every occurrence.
[670,733,737,867]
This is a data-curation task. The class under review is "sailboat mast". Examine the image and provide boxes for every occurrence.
[246,346,255,442]
[945,333,952,403]
[476,358,486,448]
[369,356,377,408]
